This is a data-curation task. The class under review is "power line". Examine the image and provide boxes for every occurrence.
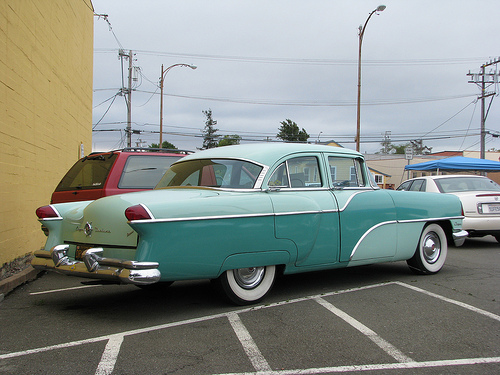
[129,89,476,107]
[94,48,489,67]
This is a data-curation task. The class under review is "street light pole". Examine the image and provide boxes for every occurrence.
[159,63,197,146]
[356,5,386,152]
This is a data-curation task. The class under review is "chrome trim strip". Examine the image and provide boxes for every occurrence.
[337,191,371,211]
[350,221,398,260]
[398,216,465,223]
[139,203,156,220]
[130,212,276,224]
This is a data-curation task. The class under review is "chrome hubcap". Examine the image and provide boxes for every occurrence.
[423,232,441,264]
[234,267,265,289]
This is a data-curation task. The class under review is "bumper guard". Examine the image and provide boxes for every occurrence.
[32,245,161,285]
[452,230,468,247]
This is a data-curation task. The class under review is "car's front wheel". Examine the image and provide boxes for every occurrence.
[407,223,447,274]
[218,265,276,305]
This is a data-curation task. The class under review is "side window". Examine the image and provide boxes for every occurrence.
[119,155,178,188]
[328,157,366,187]
[268,162,289,187]
[397,181,412,191]
[268,156,322,188]
[409,179,425,191]
[287,156,322,188]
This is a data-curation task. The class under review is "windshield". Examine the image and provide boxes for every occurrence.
[434,177,500,193]
[54,153,117,191]
[156,159,263,189]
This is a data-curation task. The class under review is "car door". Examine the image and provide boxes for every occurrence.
[267,154,341,267]
[327,155,398,263]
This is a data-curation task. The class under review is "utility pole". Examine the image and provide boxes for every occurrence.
[467,57,500,159]
[119,49,134,147]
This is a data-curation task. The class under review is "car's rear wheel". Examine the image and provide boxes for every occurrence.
[219,265,276,305]
[407,223,447,275]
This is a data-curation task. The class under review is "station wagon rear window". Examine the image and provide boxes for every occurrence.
[156,159,263,189]
[54,154,118,191]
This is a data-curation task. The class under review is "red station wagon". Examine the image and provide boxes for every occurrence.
[51,148,190,204]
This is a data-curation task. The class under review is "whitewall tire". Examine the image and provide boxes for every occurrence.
[219,265,276,305]
[407,224,447,275]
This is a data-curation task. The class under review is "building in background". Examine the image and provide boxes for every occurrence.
[0,1,94,273]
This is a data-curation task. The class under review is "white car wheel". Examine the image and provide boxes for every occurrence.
[407,224,447,274]
[220,265,276,305]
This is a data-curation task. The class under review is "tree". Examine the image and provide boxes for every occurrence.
[149,140,177,150]
[377,139,432,155]
[277,119,309,142]
[218,134,241,147]
[201,109,219,149]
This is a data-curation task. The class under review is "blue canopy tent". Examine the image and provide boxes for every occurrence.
[405,156,500,172]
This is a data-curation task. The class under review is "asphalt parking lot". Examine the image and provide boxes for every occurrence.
[0,237,499,375]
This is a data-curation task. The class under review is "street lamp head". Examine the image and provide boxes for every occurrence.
[376,5,386,12]
[188,65,197,70]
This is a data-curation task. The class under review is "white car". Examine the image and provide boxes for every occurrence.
[397,175,500,243]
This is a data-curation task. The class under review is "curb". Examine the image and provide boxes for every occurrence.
[0,266,40,297]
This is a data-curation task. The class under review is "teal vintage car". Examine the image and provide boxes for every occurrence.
[33,143,467,305]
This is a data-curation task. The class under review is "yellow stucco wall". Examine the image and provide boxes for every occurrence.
[0,1,94,265]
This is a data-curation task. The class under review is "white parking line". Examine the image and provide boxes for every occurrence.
[95,335,124,375]
[217,356,500,375]
[227,313,271,372]
[3,281,500,375]
[395,281,500,322]
[314,297,415,363]
[29,284,102,295]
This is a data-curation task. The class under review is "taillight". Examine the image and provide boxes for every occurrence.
[125,204,152,221]
[36,205,59,219]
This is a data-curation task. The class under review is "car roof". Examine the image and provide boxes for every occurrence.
[88,148,192,157]
[178,143,361,166]
[407,175,489,181]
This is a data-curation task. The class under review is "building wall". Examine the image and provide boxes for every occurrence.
[366,151,500,188]
[0,1,94,265]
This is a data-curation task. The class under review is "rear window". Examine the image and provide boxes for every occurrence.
[434,177,500,193]
[118,155,181,189]
[54,154,118,191]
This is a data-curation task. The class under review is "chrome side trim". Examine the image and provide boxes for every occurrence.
[39,205,63,221]
[139,203,156,220]
[398,216,465,223]
[337,191,371,212]
[350,221,398,260]
[32,246,160,285]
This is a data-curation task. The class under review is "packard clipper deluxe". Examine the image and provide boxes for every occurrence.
[33,143,467,305]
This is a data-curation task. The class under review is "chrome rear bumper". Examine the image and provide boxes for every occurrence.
[32,245,161,285]
[452,230,468,247]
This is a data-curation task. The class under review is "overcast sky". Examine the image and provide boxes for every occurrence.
[91,0,500,154]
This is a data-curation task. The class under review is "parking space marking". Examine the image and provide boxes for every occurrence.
[218,356,500,375]
[227,313,271,372]
[95,335,124,375]
[314,297,415,363]
[29,284,102,295]
[3,281,500,375]
[395,281,500,322]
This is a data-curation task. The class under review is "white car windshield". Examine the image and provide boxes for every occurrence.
[155,159,263,189]
[435,177,500,193]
